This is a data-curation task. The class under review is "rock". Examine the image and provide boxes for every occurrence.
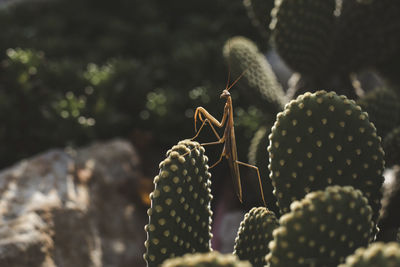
[0,139,147,267]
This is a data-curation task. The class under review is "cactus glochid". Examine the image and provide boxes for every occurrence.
[144,140,213,267]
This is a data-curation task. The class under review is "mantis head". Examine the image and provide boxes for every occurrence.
[220,89,231,99]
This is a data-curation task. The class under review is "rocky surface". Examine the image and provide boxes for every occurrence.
[0,139,147,267]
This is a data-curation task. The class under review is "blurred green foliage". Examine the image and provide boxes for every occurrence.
[0,0,263,167]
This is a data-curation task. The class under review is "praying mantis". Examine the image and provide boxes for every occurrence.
[190,70,267,207]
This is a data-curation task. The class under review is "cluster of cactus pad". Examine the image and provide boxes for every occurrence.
[145,0,400,265]
[145,90,394,266]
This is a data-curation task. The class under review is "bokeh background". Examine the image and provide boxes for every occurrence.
[0,0,271,168]
[0,0,279,262]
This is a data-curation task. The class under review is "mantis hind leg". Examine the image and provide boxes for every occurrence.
[235,160,267,207]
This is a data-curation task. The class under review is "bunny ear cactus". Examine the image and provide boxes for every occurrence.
[270,0,336,77]
[376,166,400,242]
[233,207,279,267]
[333,0,377,72]
[339,242,400,267]
[266,186,375,267]
[144,140,213,267]
[335,0,400,72]
[242,0,275,40]
[383,126,400,168]
[356,88,400,139]
[248,126,279,214]
[222,36,286,115]
[161,252,252,267]
[268,91,384,224]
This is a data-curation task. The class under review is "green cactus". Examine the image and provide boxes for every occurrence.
[268,91,384,222]
[161,252,252,267]
[339,242,400,267]
[356,88,400,139]
[242,0,275,40]
[270,0,336,76]
[144,140,213,267]
[334,0,400,72]
[222,36,286,115]
[383,126,400,167]
[248,126,279,214]
[377,166,400,242]
[266,185,375,267]
[333,0,377,72]
[233,207,279,266]
[398,229,400,242]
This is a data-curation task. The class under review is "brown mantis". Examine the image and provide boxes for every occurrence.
[190,70,267,207]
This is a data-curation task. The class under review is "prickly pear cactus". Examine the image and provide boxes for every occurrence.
[383,126,400,167]
[242,0,275,39]
[339,242,400,267]
[333,0,377,72]
[270,0,336,76]
[161,252,252,267]
[268,91,384,223]
[144,140,213,267]
[222,36,286,114]
[356,88,400,139]
[266,186,374,267]
[337,0,400,71]
[233,207,279,267]
[397,229,400,242]
[248,126,279,214]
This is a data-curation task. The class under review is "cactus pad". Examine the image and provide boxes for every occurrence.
[266,186,374,267]
[339,242,400,267]
[144,140,213,267]
[342,0,400,68]
[356,88,400,139]
[161,252,252,267]
[248,126,279,214]
[335,0,400,71]
[242,0,275,39]
[234,207,279,266]
[383,126,400,167]
[268,91,384,221]
[270,0,336,76]
[223,36,286,114]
